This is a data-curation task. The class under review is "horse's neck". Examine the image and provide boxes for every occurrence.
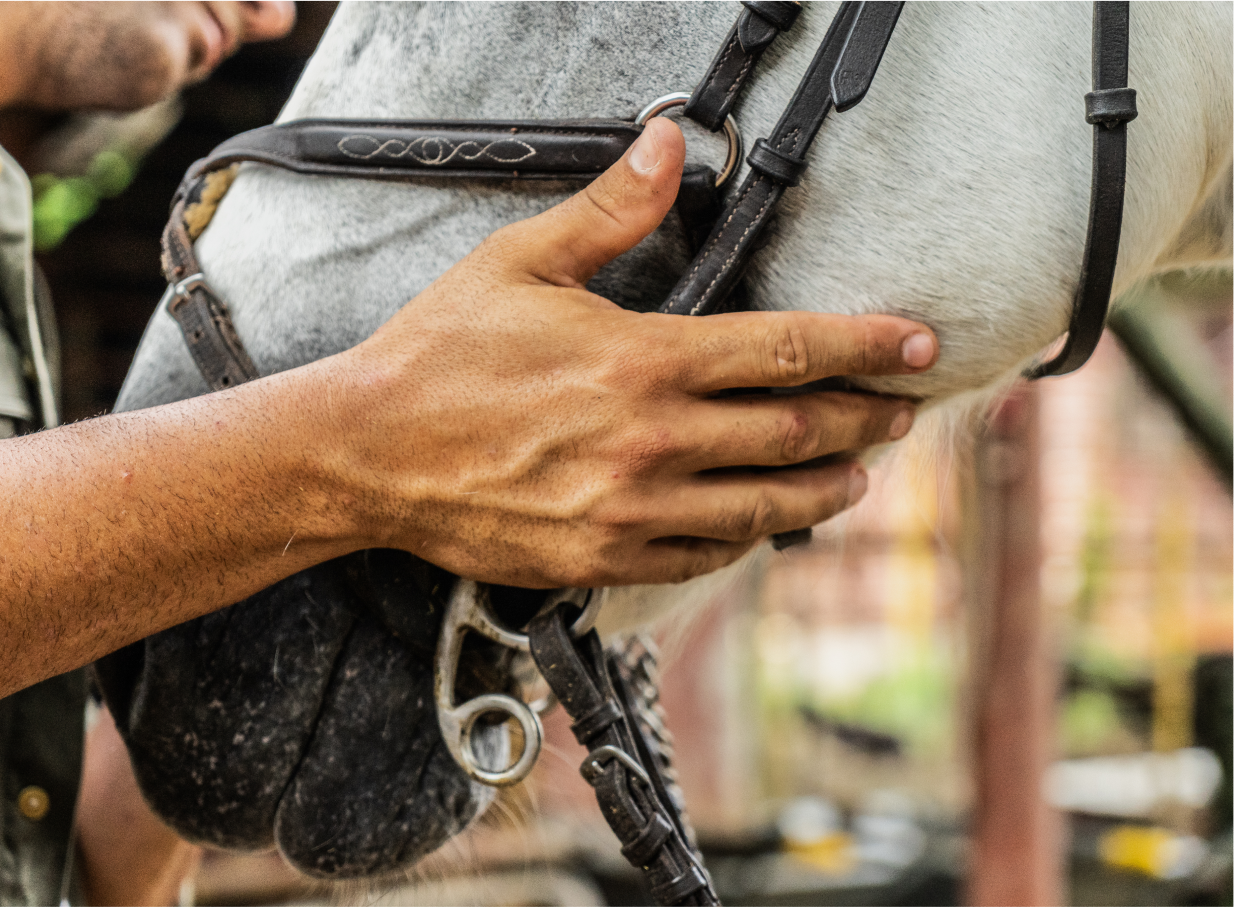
[194,1,1230,406]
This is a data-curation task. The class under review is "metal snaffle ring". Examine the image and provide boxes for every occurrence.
[635,91,743,188]
[456,694,544,787]
[435,581,608,787]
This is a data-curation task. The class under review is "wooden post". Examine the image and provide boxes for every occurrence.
[964,383,1065,906]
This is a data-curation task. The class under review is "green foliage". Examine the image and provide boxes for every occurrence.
[817,656,954,755]
[31,150,137,251]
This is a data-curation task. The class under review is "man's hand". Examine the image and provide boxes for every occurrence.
[326,117,937,587]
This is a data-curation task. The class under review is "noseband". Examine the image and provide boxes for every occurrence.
[154,4,1136,903]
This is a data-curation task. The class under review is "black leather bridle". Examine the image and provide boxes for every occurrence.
[153,4,1137,904]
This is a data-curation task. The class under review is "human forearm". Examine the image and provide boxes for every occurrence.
[0,358,362,698]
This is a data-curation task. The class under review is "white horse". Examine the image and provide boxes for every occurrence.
[120,0,1232,630]
[108,1,1231,879]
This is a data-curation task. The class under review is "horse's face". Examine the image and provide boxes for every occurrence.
[128,2,1228,416]
[101,0,1230,882]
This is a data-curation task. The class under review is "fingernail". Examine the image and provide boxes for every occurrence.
[889,408,915,440]
[901,332,935,369]
[630,122,661,173]
[847,468,868,507]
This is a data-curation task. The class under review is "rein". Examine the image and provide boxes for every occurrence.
[153,4,1135,904]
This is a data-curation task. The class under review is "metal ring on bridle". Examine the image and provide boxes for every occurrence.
[435,581,608,786]
[455,693,543,787]
[635,91,742,188]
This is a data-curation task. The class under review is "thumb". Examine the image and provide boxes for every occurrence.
[512,116,686,287]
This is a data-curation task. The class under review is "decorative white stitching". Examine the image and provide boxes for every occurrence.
[338,134,536,165]
[692,185,772,315]
[723,55,755,107]
[665,176,759,310]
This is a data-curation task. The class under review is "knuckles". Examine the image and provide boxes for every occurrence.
[775,407,816,464]
[705,493,779,542]
[741,493,780,539]
[666,539,747,585]
[596,331,676,396]
[763,316,812,383]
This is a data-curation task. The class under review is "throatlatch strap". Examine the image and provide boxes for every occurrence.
[1027,1,1135,378]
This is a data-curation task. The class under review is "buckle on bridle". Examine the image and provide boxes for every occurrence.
[580,744,653,788]
[166,272,207,307]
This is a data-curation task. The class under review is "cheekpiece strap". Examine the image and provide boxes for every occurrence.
[683,1,802,132]
[660,1,903,318]
[528,607,720,906]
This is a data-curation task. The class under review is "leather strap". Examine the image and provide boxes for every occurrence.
[528,607,719,906]
[1028,2,1135,378]
[162,3,1132,391]
[684,1,802,132]
[177,119,641,190]
[162,193,260,390]
[159,119,643,389]
[660,2,903,317]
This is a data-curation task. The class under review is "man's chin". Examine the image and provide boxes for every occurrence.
[26,10,196,112]
[105,20,195,110]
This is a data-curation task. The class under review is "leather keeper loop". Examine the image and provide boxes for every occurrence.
[1085,87,1137,127]
[650,866,710,905]
[620,814,674,868]
[747,138,807,186]
[569,700,623,744]
[741,0,802,33]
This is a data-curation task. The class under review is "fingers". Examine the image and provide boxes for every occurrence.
[656,458,868,544]
[687,391,915,469]
[626,537,759,585]
[500,117,686,287]
[660,310,938,393]
[600,459,864,584]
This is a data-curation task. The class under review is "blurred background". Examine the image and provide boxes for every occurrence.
[23,5,1232,906]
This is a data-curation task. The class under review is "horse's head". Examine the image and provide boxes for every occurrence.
[99,0,1230,881]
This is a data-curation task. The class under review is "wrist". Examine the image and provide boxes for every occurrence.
[228,357,379,558]
[286,344,430,555]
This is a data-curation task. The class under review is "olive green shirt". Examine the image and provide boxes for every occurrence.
[0,144,85,907]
